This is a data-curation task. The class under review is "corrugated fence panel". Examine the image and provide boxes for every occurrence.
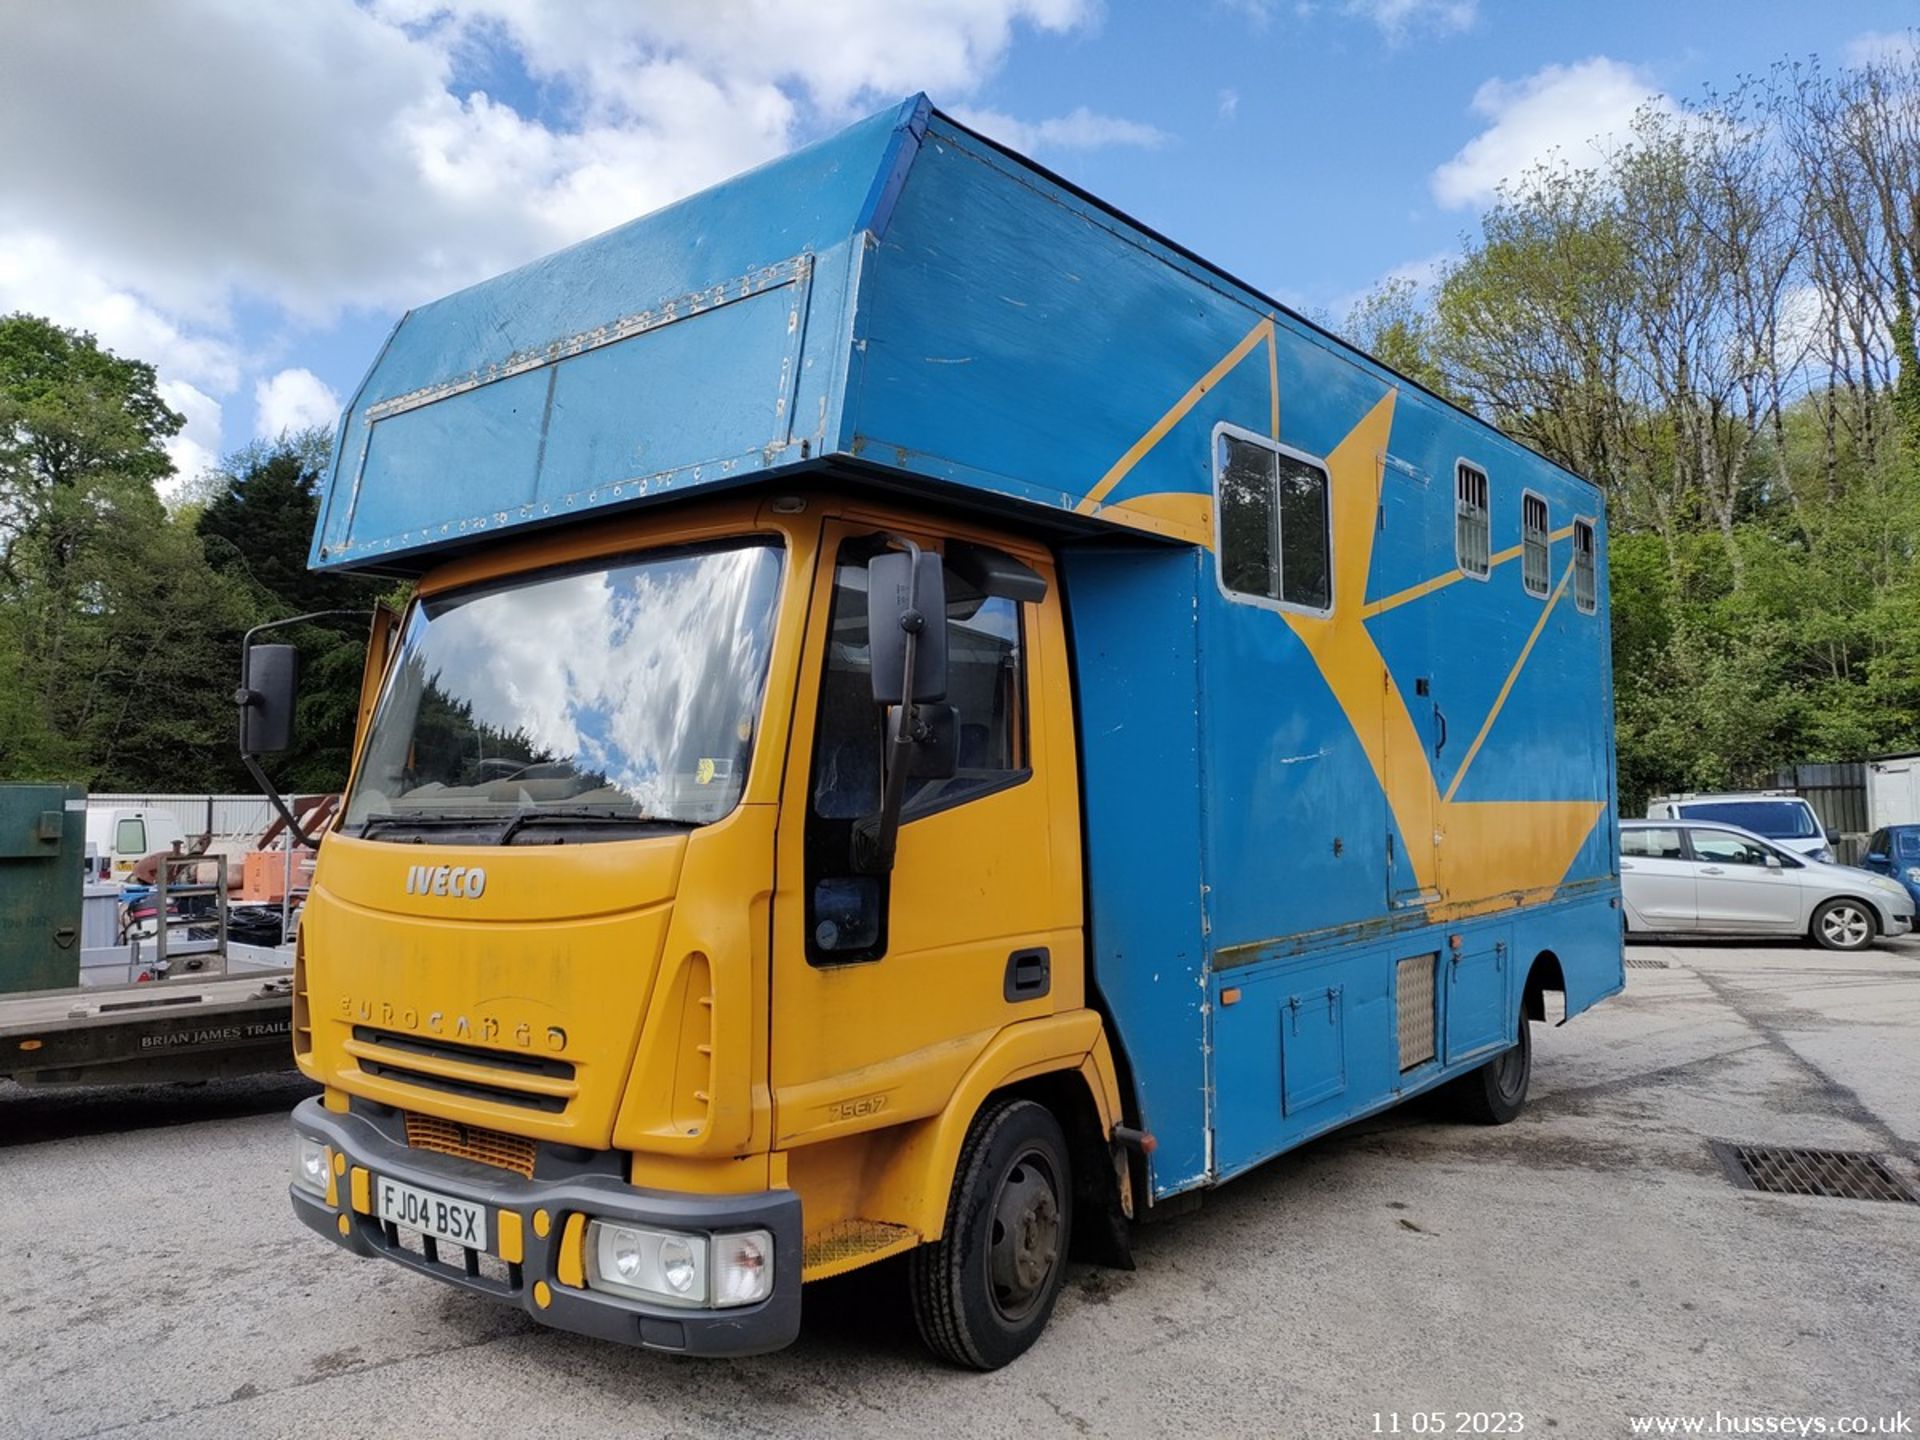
[88,794,274,839]
[1770,764,1870,863]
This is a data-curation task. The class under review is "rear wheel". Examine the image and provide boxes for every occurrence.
[909,1097,1071,1370]
[1445,1003,1532,1125]
[1811,897,1876,952]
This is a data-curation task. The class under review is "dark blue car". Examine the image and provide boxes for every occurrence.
[1861,825,1920,908]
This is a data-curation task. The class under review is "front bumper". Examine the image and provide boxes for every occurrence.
[289,1097,802,1356]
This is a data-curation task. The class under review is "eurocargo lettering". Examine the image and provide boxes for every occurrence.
[265,95,1622,1369]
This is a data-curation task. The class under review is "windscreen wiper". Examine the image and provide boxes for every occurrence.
[496,808,694,846]
[357,811,509,839]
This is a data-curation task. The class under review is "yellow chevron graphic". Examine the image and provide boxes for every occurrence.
[1080,339,1604,918]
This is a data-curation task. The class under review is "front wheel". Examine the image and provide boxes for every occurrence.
[1445,1005,1532,1125]
[909,1097,1072,1370]
[1811,897,1876,952]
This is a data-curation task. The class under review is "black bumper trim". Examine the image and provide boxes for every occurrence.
[289,1096,802,1356]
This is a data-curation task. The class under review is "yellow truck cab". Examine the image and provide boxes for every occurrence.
[264,98,1621,1369]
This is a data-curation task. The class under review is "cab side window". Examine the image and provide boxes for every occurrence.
[1690,829,1775,867]
[809,544,1028,822]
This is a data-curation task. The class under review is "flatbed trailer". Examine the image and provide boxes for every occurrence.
[0,969,294,1088]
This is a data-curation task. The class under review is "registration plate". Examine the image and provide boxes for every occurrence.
[375,1176,487,1250]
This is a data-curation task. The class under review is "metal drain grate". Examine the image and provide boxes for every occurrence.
[1710,1142,1917,1204]
[1625,957,1669,970]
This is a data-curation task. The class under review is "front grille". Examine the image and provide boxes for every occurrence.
[349,1025,575,1114]
[404,1111,537,1179]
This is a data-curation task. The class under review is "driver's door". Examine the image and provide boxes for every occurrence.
[769,515,1082,1155]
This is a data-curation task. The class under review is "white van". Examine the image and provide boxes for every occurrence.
[1644,792,1833,863]
[83,807,188,878]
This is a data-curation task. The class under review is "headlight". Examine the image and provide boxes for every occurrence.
[1870,875,1907,896]
[584,1221,773,1308]
[587,1221,709,1306]
[291,1135,330,1195]
[1904,867,1920,885]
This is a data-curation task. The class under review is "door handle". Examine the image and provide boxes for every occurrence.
[1004,948,1051,1002]
[1699,866,1725,875]
[1620,861,1636,871]
[1433,704,1448,756]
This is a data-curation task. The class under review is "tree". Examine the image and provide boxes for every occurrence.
[197,432,391,792]
[0,313,250,788]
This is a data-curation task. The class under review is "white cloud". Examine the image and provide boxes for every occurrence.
[1846,30,1917,67]
[0,0,1132,485]
[255,369,344,439]
[157,380,224,497]
[1431,57,1671,210]
[1343,0,1475,38]
[1218,88,1240,121]
[1228,0,1475,37]
[0,233,240,394]
[951,105,1168,153]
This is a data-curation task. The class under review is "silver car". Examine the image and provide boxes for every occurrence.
[1620,819,1915,951]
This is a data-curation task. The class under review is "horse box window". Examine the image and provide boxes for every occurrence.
[1573,518,1597,613]
[1214,426,1332,614]
[1456,462,1490,579]
[1521,491,1550,597]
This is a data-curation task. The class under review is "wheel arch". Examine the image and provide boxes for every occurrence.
[877,1013,1130,1259]
[1523,948,1567,1024]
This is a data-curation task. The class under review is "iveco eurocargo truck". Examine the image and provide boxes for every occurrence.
[255,95,1622,1370]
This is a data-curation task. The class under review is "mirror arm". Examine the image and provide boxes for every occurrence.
[239,752,323,849]
[237,609,372,851]
[853,536,926,874]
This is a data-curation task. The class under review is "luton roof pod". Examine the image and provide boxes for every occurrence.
[309,93,1596,575]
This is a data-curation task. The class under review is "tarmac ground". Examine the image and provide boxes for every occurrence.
[3,937,1916,1439]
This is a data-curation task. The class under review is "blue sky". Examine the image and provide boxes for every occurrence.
[1,1,1910,489]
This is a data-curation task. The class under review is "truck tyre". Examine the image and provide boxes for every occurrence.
[909,1097,1072,1371]
[1445,1006,1531,1125]
[1811,897,1876,952]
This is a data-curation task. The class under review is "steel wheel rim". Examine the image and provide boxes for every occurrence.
[1822,904,1870,947]
[986,1146,1062,1324]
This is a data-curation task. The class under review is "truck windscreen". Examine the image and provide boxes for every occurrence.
[342,539,783,840]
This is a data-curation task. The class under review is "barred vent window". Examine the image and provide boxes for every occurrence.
[1573,519,1597,613]
[1455,463,1490,578]
[1522,493,1550,597]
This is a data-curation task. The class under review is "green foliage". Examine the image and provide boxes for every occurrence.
[196,436,388,791]
[0,313,379,799]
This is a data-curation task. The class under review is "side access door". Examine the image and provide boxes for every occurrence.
[770,517,1083,1161]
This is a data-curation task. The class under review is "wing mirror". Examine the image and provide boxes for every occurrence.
[1765,854,1782,872]
[867,548,947,706]
[237,643,300,755]
[1868,851,1889,865]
